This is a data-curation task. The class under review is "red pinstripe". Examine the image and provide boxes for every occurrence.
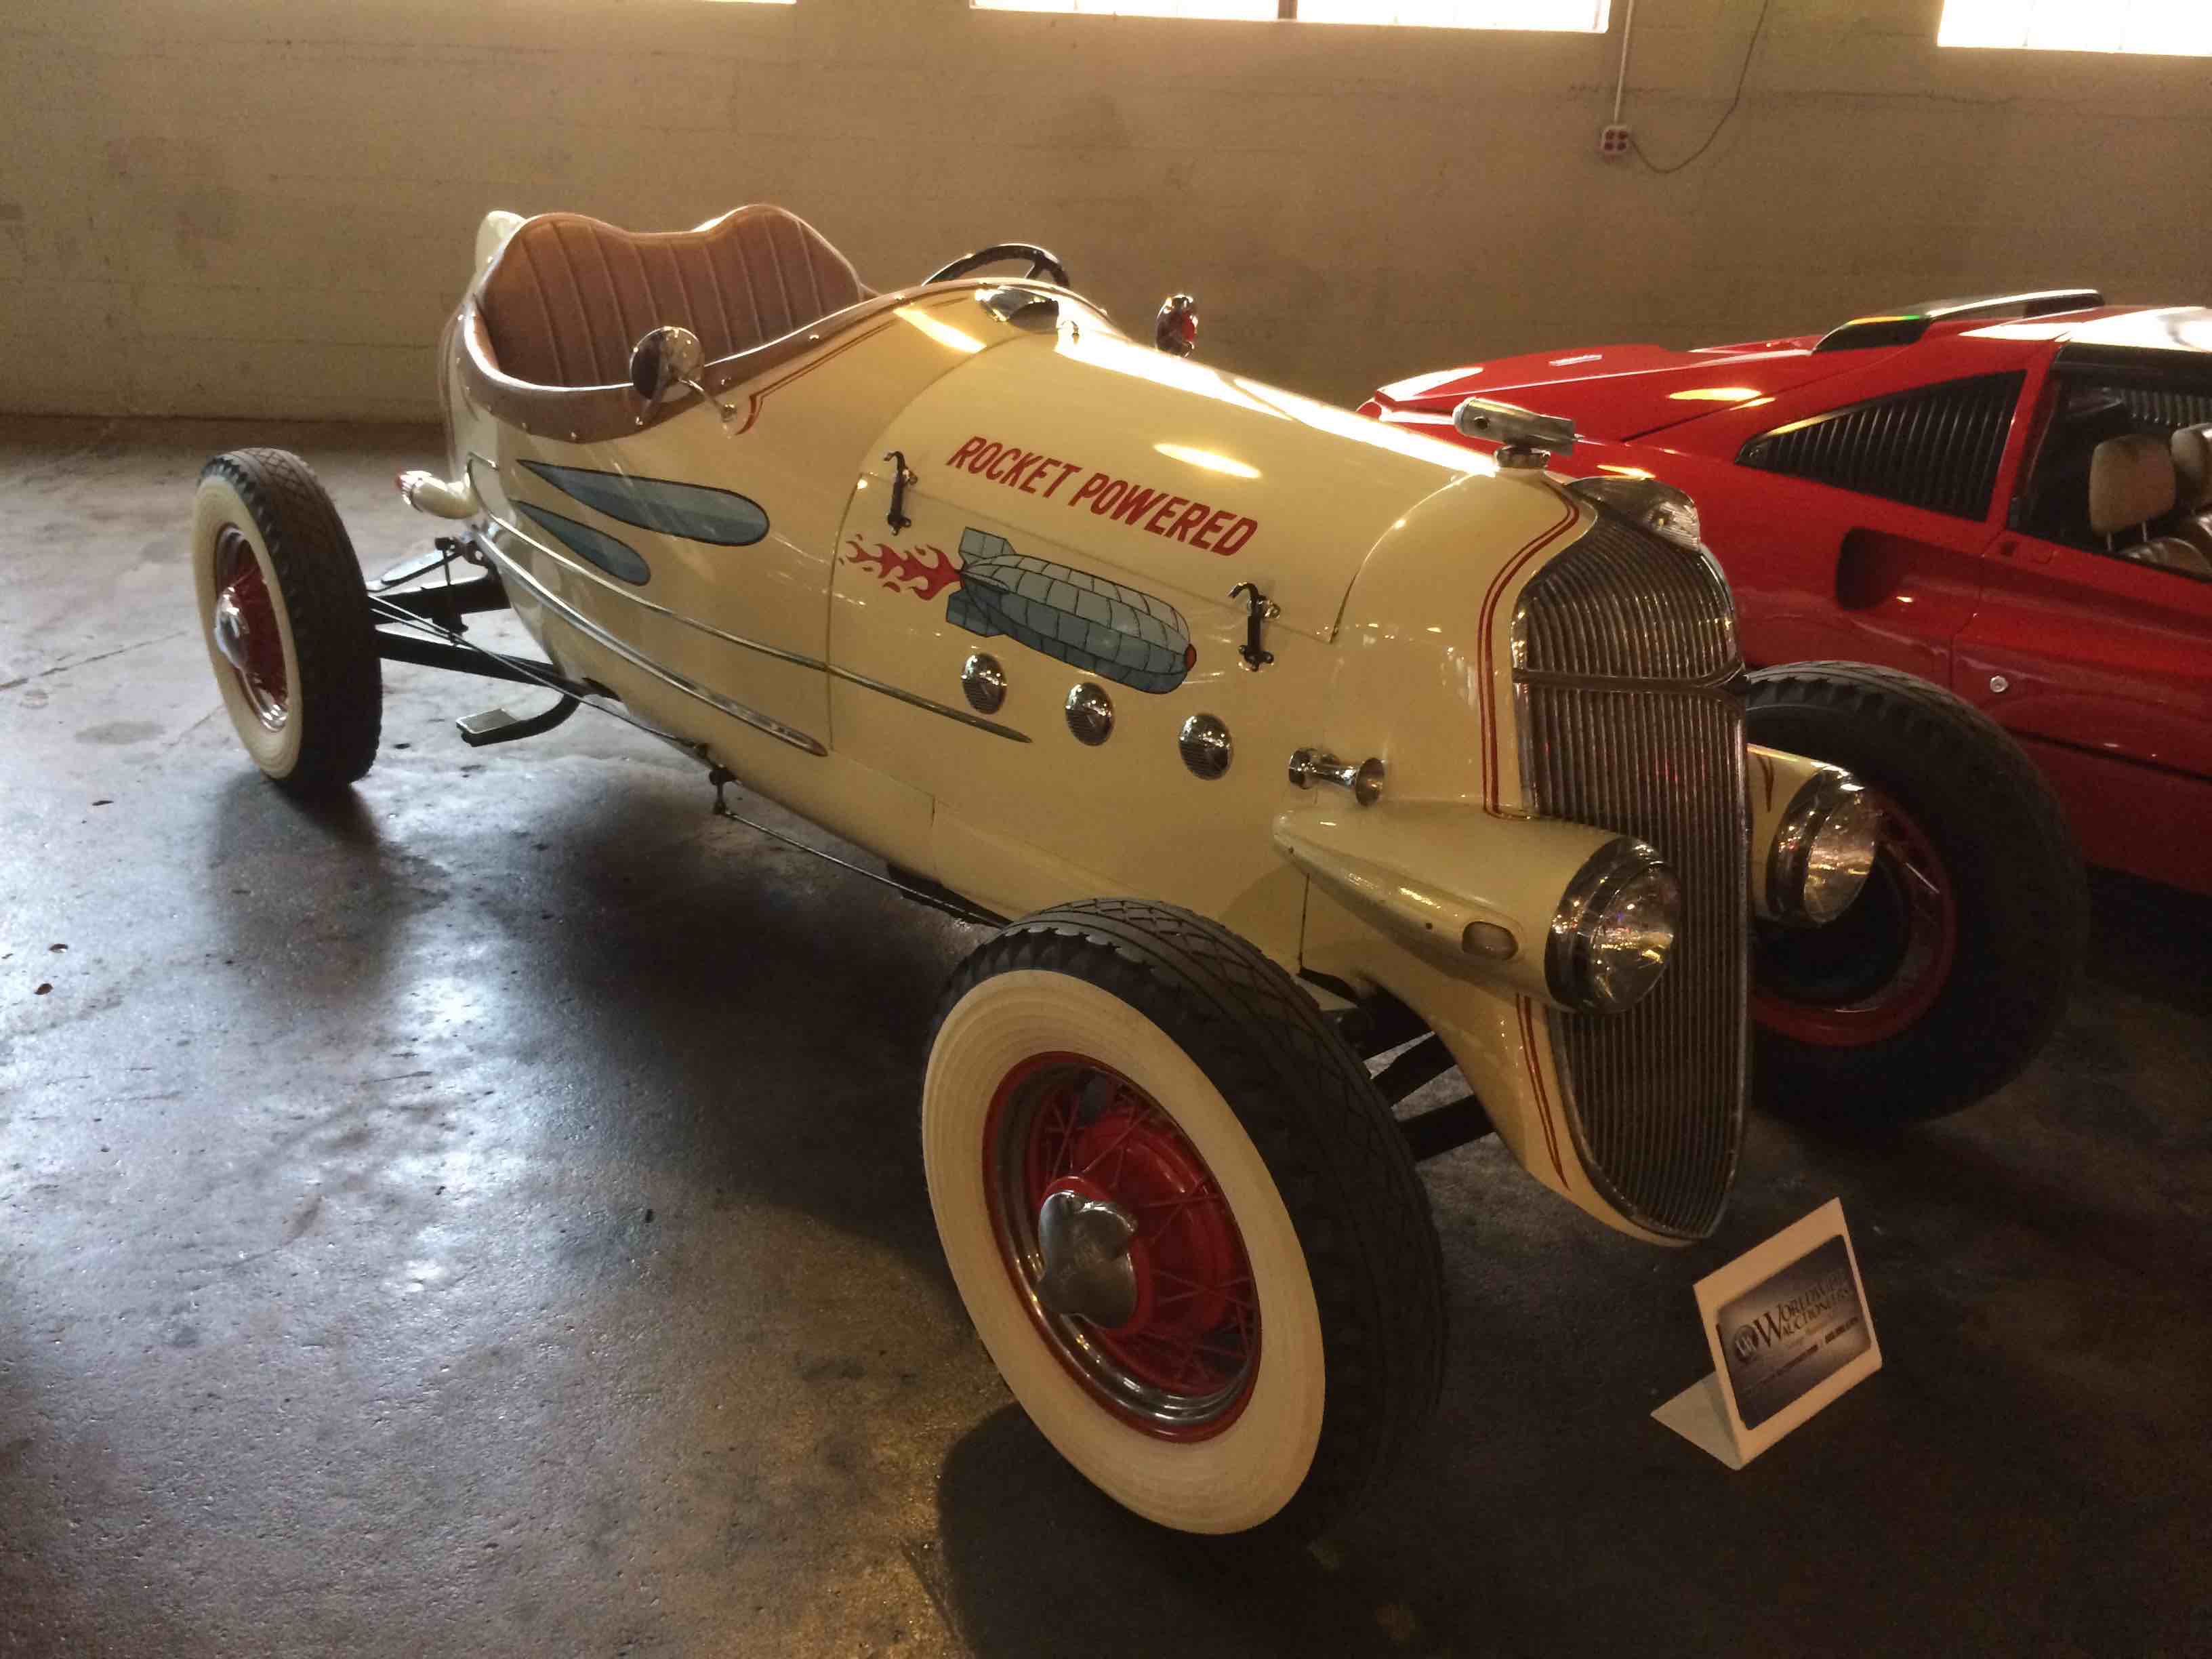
[1475,497,1580,812]
[729,318,903,436]
[1516,996,1568,1186]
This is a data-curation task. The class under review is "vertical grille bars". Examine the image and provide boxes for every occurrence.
[1513,514,1749,1240]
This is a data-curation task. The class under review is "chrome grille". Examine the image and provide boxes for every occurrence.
[1515,514,1747,1240]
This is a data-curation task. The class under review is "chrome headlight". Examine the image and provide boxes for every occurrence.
[1547,838,1682,1014]
[1768,770,1877,925]
[1567,475,1704,554]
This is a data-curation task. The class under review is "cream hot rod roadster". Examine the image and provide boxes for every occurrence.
[190,206,2053,1536]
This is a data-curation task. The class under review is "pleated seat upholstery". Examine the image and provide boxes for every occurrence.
[475,206,873,390]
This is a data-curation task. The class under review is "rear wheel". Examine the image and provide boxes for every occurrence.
[192,448,380,795]
[1745,661,2085,1126]
[924,899,1444,1536]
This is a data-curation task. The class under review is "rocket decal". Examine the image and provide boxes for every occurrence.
[842,528,1196,695]
[954,531,1197,695]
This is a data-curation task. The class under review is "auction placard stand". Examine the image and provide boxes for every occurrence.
[1654,1199,1881,1468]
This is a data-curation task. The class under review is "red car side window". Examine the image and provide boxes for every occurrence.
[1738,373,2024,521]
[2018,375,2212,554]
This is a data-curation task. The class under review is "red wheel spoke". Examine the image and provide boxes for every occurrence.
[1126,1187,1224,1216]
[991,1052,1260,1439]
[1074,1110,1145,1178]
[1149,1265,1256,1317]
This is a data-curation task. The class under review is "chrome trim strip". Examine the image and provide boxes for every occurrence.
[478,535,829,756]
[469,455,1029,743]
[830,664,1031,743]
[468,457,825,670]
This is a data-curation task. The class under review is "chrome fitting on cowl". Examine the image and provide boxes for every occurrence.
[1288,747,1385,807]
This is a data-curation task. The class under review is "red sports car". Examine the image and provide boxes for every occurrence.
[1364,295,2211,895]
[1368,293,2212,1121]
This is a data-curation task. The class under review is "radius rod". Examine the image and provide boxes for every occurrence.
[1372,1032,1497,1162]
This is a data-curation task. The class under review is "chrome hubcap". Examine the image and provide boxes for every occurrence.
[210,525,289,733]
[211,588,251,675]
[1034,1188,1139,1327]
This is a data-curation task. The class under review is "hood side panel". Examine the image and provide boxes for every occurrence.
[873,329,1496,642]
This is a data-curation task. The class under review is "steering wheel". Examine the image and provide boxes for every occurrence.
[923,243,1071,289]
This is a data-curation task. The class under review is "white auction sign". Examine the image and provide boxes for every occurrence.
[1654,1198,1881,1468]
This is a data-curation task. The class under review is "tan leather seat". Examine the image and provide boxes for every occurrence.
[475,206,872,389]
[2089,434,2176,535]
[2088,434,2210,577]
[2172,424,2212,560]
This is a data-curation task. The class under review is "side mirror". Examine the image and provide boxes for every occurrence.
[1155,293,1198,359]
[629,325,708,407]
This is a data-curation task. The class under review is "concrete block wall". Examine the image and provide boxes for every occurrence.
[3,0,2207,420]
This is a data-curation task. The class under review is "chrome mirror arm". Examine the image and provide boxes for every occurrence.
[629,324,740,429]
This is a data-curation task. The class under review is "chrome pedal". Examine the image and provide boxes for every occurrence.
[455,695,580,748]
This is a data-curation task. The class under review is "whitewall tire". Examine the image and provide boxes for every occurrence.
[924,899,1446,1538]
[192,449,380,795]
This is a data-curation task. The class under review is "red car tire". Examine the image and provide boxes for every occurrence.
[1744,662,2087,1127]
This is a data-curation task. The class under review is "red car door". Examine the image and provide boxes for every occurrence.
[1704,469,1993,685]
[1641,346,2043,687]
[1952,367,2212,891]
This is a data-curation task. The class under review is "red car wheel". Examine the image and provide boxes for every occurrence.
[1744,662,2086,1127]
[1751,788,1959,1047]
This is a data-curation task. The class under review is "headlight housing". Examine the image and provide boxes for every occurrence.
[1547,837,1682,1014]
[1567,475,1704,554]
[1768,770,1877,925]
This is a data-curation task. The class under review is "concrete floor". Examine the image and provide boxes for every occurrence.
[1,417,2208,1658]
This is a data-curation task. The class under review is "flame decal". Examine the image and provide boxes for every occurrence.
[843,535,964,600]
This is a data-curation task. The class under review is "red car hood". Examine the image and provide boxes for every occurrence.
[1368,337,1891,444]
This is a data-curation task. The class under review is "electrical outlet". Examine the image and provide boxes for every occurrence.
[1599,123,1632,160]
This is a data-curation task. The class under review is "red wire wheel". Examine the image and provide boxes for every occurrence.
[1750,788,1959,1046]
[983,1052,1259,1440]
[210,524,291,730]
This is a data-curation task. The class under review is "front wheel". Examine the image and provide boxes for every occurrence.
[192,448,381,796]
[1745,661,2087,1128]
[923,899,1444,1537]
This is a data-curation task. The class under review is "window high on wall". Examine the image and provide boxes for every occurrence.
[972,1,1612,30]
[1938,0,2212,54]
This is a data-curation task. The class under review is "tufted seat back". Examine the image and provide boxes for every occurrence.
[2087,434,2177,535]
[475,206,871,390]
[2173,424,2212,510]
[2170,424,2212,564]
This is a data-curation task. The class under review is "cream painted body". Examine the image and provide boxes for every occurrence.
[437,212,1792,1246]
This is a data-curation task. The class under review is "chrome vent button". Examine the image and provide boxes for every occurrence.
[1065,682,1114,745]
[1178,714,1231,779]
